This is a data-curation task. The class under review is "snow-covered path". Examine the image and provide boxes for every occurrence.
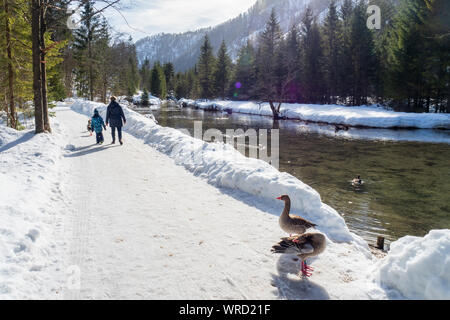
[55,107,385,300]
[60,108,275,299]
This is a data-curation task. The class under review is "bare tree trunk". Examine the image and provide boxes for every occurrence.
[4,0,16,129]
[102,76,107,103]
[31,0,44,133]
[3,90,9,127]
[40,2,51,132]
[88,40,94,101]
[268,100,281,120]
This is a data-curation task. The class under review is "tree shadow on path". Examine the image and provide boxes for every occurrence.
[0,131,35,153]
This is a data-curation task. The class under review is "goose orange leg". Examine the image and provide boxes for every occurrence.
[301,260,313,277]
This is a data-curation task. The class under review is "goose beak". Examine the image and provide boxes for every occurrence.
[276,196,282,200]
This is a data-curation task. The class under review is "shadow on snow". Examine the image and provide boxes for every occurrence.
[0,131,35,153]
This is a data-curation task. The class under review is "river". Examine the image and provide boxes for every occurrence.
[138,104,450,244]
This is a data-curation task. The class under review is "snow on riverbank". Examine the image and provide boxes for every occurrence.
[179,99,450,129]
[0,120,66,299]
[71,99,361,245]
[132,91,162,105]
[373,230,450,299]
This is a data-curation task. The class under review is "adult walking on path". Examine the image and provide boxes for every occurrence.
[106,96,126,145]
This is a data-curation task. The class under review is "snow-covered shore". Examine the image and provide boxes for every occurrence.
[1,99,449,299]
[132,91,162,106]
[71,100,359,244]
[374,230,450,299]
[179,99,450,130]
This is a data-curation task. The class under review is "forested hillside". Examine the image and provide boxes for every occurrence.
[135,0,334,72]
[168,0,449,113]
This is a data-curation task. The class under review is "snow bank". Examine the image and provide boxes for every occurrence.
[184,100,450,129]
[0,120,65,299]
[132,92,162,105]
[0,125,21,147]
[373,230,450,299]
[70,99,363,245]
[178,98,196,107]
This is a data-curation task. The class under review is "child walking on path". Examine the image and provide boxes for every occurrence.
[91,109,107,144]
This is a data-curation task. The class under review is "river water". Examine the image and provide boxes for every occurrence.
[139,104,450,244]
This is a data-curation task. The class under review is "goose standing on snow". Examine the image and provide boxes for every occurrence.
[271,233,326,277]
[277,195,317,236]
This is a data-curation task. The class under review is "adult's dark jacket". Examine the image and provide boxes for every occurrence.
[106,101,126,127]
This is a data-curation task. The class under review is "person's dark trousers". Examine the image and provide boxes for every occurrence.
[96,132,104,144]
[111,126,122,142]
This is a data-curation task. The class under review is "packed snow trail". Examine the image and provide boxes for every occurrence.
[60,107,289,299]
[56,106,390,300]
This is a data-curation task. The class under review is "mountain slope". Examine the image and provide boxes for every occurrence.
[135,0,334,71]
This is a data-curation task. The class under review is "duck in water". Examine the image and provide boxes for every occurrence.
[352,175,363,186]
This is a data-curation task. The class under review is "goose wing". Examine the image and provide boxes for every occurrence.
[288,214,317,228]
[271,236,314,255]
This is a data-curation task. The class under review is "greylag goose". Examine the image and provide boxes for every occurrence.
[271,233,326,277]
[277,195,317,236]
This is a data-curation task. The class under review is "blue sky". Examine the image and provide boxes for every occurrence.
[97,0,256,41]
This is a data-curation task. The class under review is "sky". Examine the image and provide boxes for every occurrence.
[94,0,257,41]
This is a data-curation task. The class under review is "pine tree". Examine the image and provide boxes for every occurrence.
[300,6,325,103]
[387,0,449,112]
[213,40,231,99]
[189,67,200,99]
[126,40,139,97]
[256,8,284,118]
[142,88,149,106]
[274,37,288,101]
[0,0,33,129]
[139,58,151,91]
[256,8,282,101]
[371,0,397,102]
[174,72,187,99]
[322,0,341,104]
[150,62,167,99]
[163,62,175,93]
[48,64,66,102]
[350,1,376,106]
[233,41,256,100]
[96,19,111,103]
[73,0,101,101]
[197,35,216,99]
[339,0,354,104]
[422,0,450,113]
[284,24,301,102]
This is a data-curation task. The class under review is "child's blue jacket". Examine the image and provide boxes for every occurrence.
[91,115,105,133]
